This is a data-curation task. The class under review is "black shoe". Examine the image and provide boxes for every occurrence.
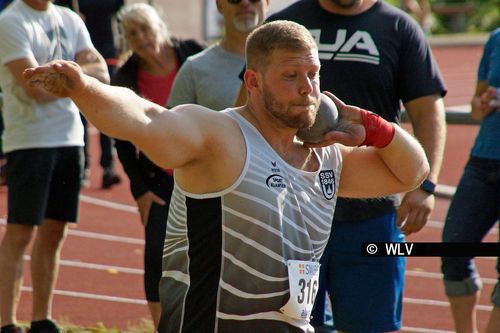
[29,319,61,333]
[0,325,25,333]
[101,169,121,189]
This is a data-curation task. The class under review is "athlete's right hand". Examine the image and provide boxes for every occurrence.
[23,60,88,99]
[303,92,365,148]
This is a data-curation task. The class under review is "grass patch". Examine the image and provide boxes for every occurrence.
[18,318,154,333]
[62,319,154,333]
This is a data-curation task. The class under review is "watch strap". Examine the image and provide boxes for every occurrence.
[420,179,436,194]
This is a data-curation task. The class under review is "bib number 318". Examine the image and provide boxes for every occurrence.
[280,260,320,320]
[298,278,318,305]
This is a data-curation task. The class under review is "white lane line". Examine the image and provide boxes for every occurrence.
[404,297,493,312]
[401,326,454,333]
[426,220,444,229]
[410,220,497,261]
[425,219,498,235]
[80,194,138,213]
[0,218,144,245]
[406,269,498,285]
[68,229,145,245]
[21,286,146,305]
[23,255,144,275]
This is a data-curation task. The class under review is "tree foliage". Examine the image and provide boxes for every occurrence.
[386,0,499,33]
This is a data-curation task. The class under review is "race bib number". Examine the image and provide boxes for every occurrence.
[280,260,320,320]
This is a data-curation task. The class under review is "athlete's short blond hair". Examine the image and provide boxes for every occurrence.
[245,20,317,71]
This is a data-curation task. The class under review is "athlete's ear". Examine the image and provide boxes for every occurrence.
[244,69,261,92]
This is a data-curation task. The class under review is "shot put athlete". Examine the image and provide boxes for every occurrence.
[23,21,429,333]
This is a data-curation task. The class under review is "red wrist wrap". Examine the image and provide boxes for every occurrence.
[359,109,395,148]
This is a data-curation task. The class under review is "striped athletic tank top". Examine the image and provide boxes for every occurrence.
[158,109,342,333]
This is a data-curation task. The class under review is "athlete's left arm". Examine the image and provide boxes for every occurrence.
[337,123,429,200]
[397,94,446,235]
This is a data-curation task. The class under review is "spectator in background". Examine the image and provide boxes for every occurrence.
[441,28,500,333]
[248,1,447,332]
[0,88,5,186]
[55,0,123,189]
[400,0,432,35]
[0,0,109,332]
[112,3,204,329]
[167,0,269,110]
[0,0,12,186]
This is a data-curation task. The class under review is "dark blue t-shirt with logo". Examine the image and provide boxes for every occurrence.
[268,0,447,220]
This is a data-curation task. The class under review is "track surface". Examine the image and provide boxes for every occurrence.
[1,44,497,332]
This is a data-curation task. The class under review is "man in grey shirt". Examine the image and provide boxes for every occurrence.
[167,0,269,110]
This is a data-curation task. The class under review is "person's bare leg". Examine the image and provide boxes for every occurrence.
[147,301,161,330]
[30,218,68,321]
[448,293,480,333]
[485,305,500,333]
[0,224,34,327]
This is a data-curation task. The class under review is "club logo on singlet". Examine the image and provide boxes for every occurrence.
[266,161,287,189]
[319,170,336,200]
[266,174,287,189]
[309,29,380,65]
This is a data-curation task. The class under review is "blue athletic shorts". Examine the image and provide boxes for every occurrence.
[6,147,84,225]
[312,211,404,332]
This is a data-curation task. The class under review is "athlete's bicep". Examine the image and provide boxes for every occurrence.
[338,146,406,198]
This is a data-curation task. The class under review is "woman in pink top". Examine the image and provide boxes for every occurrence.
[111,3,204,329]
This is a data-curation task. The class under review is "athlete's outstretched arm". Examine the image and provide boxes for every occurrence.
[22,60,231,171]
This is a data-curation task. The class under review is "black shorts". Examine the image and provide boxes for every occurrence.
[6,146,84,225]
[144,202,169,302]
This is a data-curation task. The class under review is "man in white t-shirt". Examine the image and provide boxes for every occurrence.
[0,1,108,332]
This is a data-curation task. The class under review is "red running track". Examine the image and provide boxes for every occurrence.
[0,43,497,332]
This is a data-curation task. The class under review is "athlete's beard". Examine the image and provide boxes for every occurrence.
[329,0,361,9]
[232,12,260,33]
[262,81,319,129]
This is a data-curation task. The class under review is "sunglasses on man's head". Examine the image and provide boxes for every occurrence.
[227,0,261,4]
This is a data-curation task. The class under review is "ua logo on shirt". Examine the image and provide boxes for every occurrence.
[310,29,380,65]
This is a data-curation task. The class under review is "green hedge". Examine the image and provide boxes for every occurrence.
[386,0,499,33]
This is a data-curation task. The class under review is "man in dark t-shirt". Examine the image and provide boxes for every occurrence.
[266,0,447,332]
[55,0,124,189]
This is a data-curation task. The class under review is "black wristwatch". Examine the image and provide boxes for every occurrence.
[420,179,436,195]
